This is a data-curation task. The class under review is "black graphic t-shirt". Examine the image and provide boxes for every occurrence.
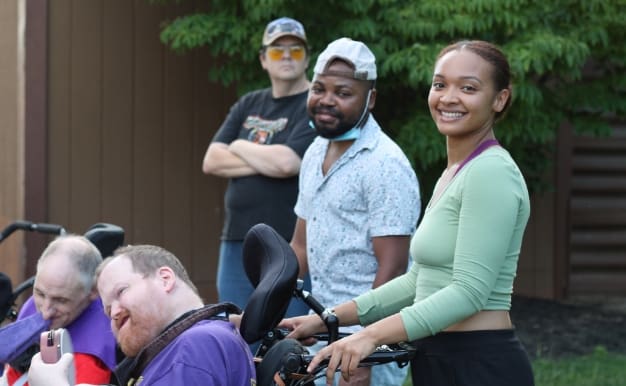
[211,88,315,240]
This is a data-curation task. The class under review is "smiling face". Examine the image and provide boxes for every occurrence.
[97,256,169,357]
[307,59,375,138]
[33,254,95,329]
[428,48,509,140]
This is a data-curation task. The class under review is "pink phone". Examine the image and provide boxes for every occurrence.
[39,328,76,384]
[39,328,73,363]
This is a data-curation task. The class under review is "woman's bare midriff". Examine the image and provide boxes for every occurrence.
[444,310,512,332]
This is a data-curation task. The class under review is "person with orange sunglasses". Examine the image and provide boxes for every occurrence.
[202,17,316,323]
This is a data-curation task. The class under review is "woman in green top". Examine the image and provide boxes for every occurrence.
[281,40,534,386]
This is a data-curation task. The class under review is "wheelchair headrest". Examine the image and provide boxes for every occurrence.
[84,223,125,258]
[0,272,13,322]
[239,224,298,343]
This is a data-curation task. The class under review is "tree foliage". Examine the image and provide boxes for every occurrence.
[151,0,626,198]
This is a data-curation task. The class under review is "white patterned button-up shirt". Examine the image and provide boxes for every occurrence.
[295,115,421,331]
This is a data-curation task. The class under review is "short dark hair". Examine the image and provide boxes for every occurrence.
[437,40,512,120]
[97,244,199,294]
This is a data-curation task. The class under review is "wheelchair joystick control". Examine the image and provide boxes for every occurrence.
[283,353,303,373]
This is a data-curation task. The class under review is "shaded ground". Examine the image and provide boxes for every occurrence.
[510,295,626,359]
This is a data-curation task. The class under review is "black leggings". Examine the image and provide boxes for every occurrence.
[410,330,534,386]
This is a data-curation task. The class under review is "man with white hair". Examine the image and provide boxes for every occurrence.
[2,235,116,386]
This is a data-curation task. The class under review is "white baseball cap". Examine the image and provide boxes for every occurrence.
[313,37,377,80]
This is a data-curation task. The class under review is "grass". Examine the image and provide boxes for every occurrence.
[533,346,626,386]
[402,346,626,386]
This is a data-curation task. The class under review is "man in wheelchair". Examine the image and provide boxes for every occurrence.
[1,235,117,385]
[28,244,255,386]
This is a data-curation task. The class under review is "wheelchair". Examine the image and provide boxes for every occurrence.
[238,223,416,386]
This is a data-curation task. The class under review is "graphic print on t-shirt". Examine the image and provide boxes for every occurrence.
[244,116,287,144]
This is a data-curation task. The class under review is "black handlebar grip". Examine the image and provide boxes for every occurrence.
[13,220,35,230]
[0,221,32,242]
[0,221,65,243]
[32,223,66,235]
[305,295,325,315]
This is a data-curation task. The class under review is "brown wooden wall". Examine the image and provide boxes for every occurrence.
[516,123,626,299]
[35,0,237,302]
[516,193,557,299]
[567,123,626,295]
[0,0,26,284]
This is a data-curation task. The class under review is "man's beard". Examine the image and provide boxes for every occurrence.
[309,106,359,139]
[115,309,164,357]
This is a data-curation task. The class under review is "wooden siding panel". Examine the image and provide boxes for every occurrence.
[571,197,626,210]
[571,208,626,226]
[162,33,194,268]
[44,1,244,302]
[69,0,103,232]
[24,0,51,274]
[570,272,626,295]
[571,176,626,192]
[0,0,25,282]
[189,50,233,302]
[571,250,626,269]
[571,229,626,247]
[553,123,574,298]
[131,1,164,244]
[48,0,72,228]
[568,123,626,295]
[515,191,556,298]
[571,156,626,172]
[101,0,134,235]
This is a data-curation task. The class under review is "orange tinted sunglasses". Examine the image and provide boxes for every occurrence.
[266,45,306,61]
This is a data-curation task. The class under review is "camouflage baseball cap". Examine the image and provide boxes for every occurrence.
[262,17,307,46]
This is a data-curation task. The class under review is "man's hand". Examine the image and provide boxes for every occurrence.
[280,314,325,346]
[229,313,242,328]
[28,352,75,386]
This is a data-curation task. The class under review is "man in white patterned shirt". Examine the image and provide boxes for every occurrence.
[288,37,421,386]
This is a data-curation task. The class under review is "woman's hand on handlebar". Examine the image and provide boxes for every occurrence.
[307,330,377,384]
[279,314,324,346]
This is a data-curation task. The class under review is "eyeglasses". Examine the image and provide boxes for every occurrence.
[266,45,306,61]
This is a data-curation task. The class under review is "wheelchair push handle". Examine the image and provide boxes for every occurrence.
[0,220,66,242]
[293,279,340,344]
[31,223,66,235]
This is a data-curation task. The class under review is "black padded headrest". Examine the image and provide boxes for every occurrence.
[84,223,125,258]
[0,272,14,322]
[239,224,299,343]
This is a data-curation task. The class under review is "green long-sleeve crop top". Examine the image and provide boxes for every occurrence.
[355,147,530,342]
